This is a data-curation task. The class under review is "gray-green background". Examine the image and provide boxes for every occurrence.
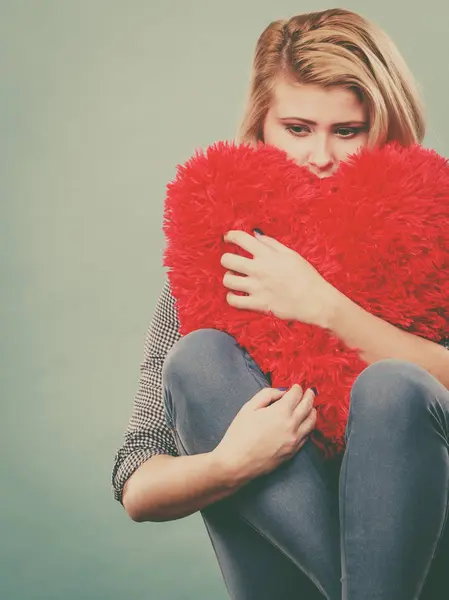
[2,1,448,599]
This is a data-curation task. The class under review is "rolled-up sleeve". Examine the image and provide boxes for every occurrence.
[112,278,182,504]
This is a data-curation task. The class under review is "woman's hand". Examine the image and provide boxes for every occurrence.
[212,385,317,483]
[221,229,340,327]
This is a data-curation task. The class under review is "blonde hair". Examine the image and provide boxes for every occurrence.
[237,8,425,147]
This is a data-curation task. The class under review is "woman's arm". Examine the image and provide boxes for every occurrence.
[116,279,316,522]
[122,453,246,522]
[219,230,449,386]
[118,280,246,522]
[114,279,237,521]
[319,290,449,389]
[124,384,316,522]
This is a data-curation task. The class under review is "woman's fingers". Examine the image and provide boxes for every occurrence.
[297,405,318,441]
[292,387,316,429]
[278,384,304,412]
[274,385,317,444]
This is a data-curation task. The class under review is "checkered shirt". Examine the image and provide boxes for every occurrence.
[112,278,181,503]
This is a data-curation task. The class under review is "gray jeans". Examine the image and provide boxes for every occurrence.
[162,328,449,599]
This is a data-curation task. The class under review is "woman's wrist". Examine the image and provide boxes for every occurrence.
[210,448,254,491]
[314,283,346,330]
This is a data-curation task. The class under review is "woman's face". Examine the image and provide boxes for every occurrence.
[263,79,369,179]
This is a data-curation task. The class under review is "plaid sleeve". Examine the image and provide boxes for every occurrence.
[112,278,182,504]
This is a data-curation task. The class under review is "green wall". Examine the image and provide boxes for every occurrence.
[2,1,448,599]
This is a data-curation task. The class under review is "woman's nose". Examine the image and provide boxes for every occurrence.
[309,146,333,168]
[308,139,335,172]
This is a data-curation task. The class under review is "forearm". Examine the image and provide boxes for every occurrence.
[322,290,449,389]
[122,452,249,523]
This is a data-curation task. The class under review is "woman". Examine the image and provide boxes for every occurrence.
[112,9,449,599]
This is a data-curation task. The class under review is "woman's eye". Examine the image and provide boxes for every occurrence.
[286,125,363,138]
[286,125,309,136]
[336,128,359,138]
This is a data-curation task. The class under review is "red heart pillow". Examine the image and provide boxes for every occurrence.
[162,141,449,456]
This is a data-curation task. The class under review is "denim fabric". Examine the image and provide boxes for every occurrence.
[162,328,449,600]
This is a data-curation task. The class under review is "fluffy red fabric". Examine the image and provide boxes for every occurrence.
[162,141,449,456]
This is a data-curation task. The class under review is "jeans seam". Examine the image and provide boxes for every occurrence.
[234,511,328,599]
[200,517,234,599]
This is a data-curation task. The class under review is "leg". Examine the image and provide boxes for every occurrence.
[201,494,326,599]
[162,329,342,600]
[340,359,449,600]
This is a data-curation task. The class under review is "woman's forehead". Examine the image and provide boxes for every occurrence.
[270,79,366,122]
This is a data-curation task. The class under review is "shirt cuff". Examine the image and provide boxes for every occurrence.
[112,447,169,505]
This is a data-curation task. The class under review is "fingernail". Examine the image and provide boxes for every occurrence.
[277,387,288,391]
[253,228,264,236]
[311,387,318,396]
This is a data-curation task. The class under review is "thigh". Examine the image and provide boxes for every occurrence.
[201,501,325,600]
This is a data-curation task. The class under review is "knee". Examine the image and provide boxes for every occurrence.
[349,359,436,426]
[162,329,235,427]
[162,328,236,385]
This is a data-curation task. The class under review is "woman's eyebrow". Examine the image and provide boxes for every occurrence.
[279,117,367,126]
